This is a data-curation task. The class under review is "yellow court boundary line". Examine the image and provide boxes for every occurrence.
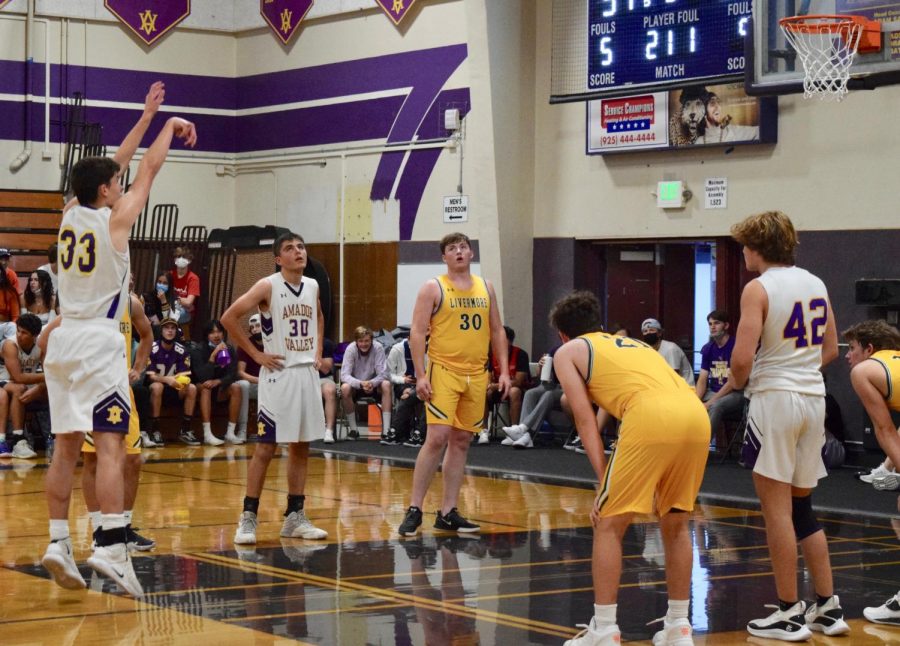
[185,552,578,638]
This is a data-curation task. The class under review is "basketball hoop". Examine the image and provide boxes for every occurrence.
[779,14,882,101]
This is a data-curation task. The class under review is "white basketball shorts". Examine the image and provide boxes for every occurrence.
[256,363,325,443]
[44,319,131,435]
[745,390,827,488]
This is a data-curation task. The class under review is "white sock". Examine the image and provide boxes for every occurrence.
[89,511,103,533]
[594,603,617,627]
[124,510,133,525]
[203,422,212,436]
[226,422,237,435]
[49,519,69,541]
[348,414,358,432]
[382,412,391,432]
[11,430,24,439]
[101,513,126,531]
[666,599,689,622]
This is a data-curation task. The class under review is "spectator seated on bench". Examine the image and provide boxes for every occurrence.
[20,269,57,328]
[479,325,530,445]
[236,313,265,443]
[146,317,198,446]
[190,319,243,446]
[0,314,46,458]
[339,326,391,439]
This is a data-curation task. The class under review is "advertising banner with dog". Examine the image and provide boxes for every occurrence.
[587,82,777,154]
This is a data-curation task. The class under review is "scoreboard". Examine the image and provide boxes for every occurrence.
[586,0,752,96]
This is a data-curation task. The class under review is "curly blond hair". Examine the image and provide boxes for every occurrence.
[730,211,798,265]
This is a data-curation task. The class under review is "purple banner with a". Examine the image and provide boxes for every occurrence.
[104,1,191,46]
[261,0,313,45]
[375,0,418,25]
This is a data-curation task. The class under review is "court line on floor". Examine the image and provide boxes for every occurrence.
[185,551,578,638]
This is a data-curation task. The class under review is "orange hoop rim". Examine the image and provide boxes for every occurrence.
[779,14,865,34]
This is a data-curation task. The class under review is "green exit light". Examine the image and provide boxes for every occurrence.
[657,180,685,208]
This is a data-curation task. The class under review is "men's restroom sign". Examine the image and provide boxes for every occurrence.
[104,1,191,46]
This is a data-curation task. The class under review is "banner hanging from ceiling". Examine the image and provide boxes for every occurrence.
[374,0,418,25]
[261,0,313,45]
[104,1,191,46]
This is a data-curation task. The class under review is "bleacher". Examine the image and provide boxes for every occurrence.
[0,189,63,291]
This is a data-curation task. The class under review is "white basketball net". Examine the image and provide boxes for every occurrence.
[780,17,863,101]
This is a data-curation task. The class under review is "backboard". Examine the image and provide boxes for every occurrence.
[748,0,900,95]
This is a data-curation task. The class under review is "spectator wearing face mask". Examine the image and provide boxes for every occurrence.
[144,272,175,326]
[171,247,200,325]
[641,318,695,386]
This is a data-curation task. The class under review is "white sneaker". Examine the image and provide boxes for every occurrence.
[323,428,335,444]
[204,432,225,446]
[563,618,621,645]
[234,511,258,544]
[11,439,37,459]
[512,433,534,449]
[502,423,528,441]
[281,510,328,539]
[860,463,893,483]
[42,538,86,590]
[501,437,515,446]
[651,617,694,645]
[236,427,247,443]
[223,432,245,445]
[477,429,490,445]
[747,601,812,641]
[87,542,144,597]
[805,594,850,635]
[140,431,158,448]
[873,472,900,491]
[863,590,900,625]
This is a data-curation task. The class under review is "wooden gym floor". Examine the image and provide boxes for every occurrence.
[0,444,898,645]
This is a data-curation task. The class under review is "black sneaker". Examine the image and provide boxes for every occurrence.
[151,430,165,447]
[347,429,359,441]
[564,436,582,451]
[398,506,423,537]
[126,525,156,552]
[380,428,399,445]
[179,429,200,446]
[403,429,424,447]
[434,508,480,533]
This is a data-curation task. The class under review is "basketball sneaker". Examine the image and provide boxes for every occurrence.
[281,510,327,540]
[403,429,424,447]
[41,538,86,590]
[150,429,165,447]
[873,472,900,491]
[125,525,156,552]
[140,431,158,449]
[0,440,12,457]
[564,618,621,646]
[863,591,900,625]
[398,506,423,537]
[434,508,480,533]
[323,428,335,444]
[502,423,528,442]
[501,436,515,446]
[11,439,37,459]
[512,433,534,449]
[380,428,400,445]
[234,511,258,544]
[747,602,812,641]
[87,542,144,597]
[179,429,200,446]
[476,429,490,445]
[859,463,893,483]
[651,617,694,645]
[565,436,583,451]
[804,594,850,635]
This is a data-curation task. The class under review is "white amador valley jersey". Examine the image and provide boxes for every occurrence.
[260,273,319,367]
[747,266,829,397]
[57,205,129,322]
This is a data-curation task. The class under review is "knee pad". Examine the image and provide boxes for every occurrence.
[791,495,821,540]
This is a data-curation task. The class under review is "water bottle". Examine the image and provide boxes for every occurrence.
[540,354,553,383]
[216,347,232,367]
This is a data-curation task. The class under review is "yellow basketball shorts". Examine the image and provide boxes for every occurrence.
[425,363,489,433]
[82,388,141,455]
[595,394,710,517]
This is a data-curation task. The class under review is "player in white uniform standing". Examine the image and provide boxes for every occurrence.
[730,211,848,641]
[221,232,328,545]
[40,81,196,597]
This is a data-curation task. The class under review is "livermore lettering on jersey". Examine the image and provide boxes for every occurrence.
[261,274,318,367]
